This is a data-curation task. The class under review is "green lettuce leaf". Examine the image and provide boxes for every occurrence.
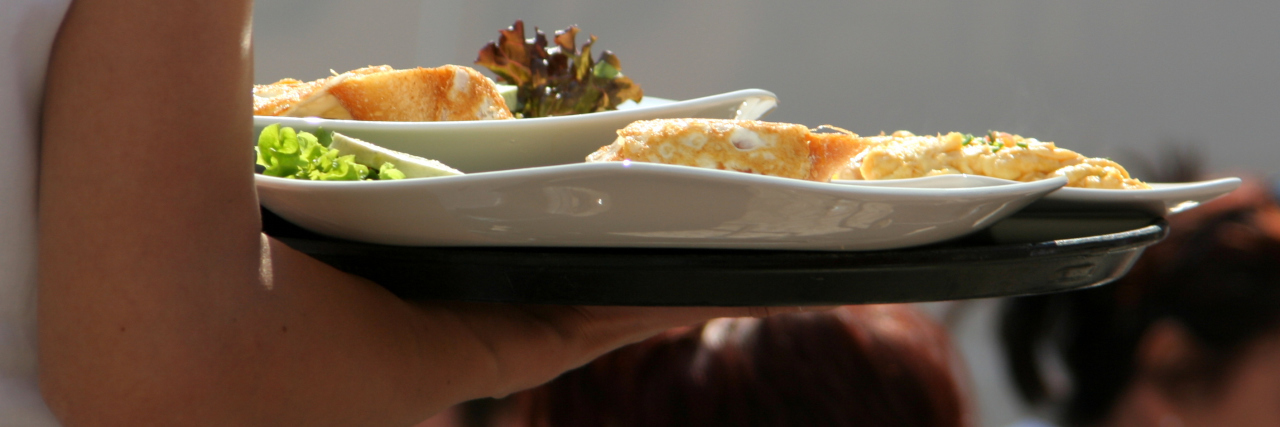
[257,124,317,179]
[308,150,369,181]
[378,162,406,180]
[255,125,393,181]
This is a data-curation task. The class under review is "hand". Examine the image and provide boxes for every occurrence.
[36,0,822,424]
[417,301,812,400]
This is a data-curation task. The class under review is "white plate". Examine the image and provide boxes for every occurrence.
[1029,178,1242,216]
[257,162,1066,251]
[252,89,778,173]
[832,175,1019,189]
[836,175,1242,216]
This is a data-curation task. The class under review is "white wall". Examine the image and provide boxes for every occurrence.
[252,1,1280,425]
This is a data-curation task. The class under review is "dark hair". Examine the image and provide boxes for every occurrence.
[511,305,969,427]
[999,177,1280,426]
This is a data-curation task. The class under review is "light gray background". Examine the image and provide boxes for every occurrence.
[252,1,1279,425]
[253,0,1278,178]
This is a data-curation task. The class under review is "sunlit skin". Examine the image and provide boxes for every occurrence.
[36,1,807,425]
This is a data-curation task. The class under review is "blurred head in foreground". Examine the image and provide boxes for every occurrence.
[1001,177,1280,427]
[502,304,969,427]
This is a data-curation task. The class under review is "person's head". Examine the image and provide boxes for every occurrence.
[505,304,969,427]
[1000,177,1280,427]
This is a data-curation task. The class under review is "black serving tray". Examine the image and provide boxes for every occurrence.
[262,208,1167,306]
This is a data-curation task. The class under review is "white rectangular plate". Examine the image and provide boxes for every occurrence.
[253,89,778,173]
[836,175,1241,217]
[257,162,1066,251]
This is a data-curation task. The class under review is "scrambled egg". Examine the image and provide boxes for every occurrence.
[836,131,1150,190]
[587,119,861,182]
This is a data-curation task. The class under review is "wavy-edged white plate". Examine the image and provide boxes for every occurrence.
[1029,178,1241,216]
[257,162,1065,251]
[832,175,1017,189]
[253,89,777,173]
[835,175,1241,216]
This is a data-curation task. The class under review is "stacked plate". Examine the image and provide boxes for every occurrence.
[254,90,1241,304]
[255,89,1239,252]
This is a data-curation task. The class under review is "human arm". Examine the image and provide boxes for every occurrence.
[36,0,789,425]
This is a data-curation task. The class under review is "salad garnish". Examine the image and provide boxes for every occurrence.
[475,20,643,118]
[255,124,461,181]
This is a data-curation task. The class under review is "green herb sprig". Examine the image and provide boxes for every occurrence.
[959,130,1027,152]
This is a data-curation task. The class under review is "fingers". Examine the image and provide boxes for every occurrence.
[569,304,842,349]
[637,304,841,323]
[419,301,843,400]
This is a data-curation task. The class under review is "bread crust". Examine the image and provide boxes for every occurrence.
[328,65,512,121]
[252,65,513,122]
[252,65,391,117]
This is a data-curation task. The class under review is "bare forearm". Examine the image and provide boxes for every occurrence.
[37,1,801,424]
[36,0,473,424]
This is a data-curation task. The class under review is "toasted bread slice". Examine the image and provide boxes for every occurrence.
[253,78,312,117]
[328,65,511,121]
[253,65,513,122]
[587,119,865,182]
[253,65,392,118]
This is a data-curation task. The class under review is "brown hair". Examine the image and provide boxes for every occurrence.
[510,305,969,427]
[1000,177,1280,426]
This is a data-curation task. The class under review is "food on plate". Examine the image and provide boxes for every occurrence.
[255,124,462,181]
[475,20,643,118]
[326,132,463,179]
[836,131,1150,190]
[253,65,513,122]
[254,21,641,121]
[586,119,864,182]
